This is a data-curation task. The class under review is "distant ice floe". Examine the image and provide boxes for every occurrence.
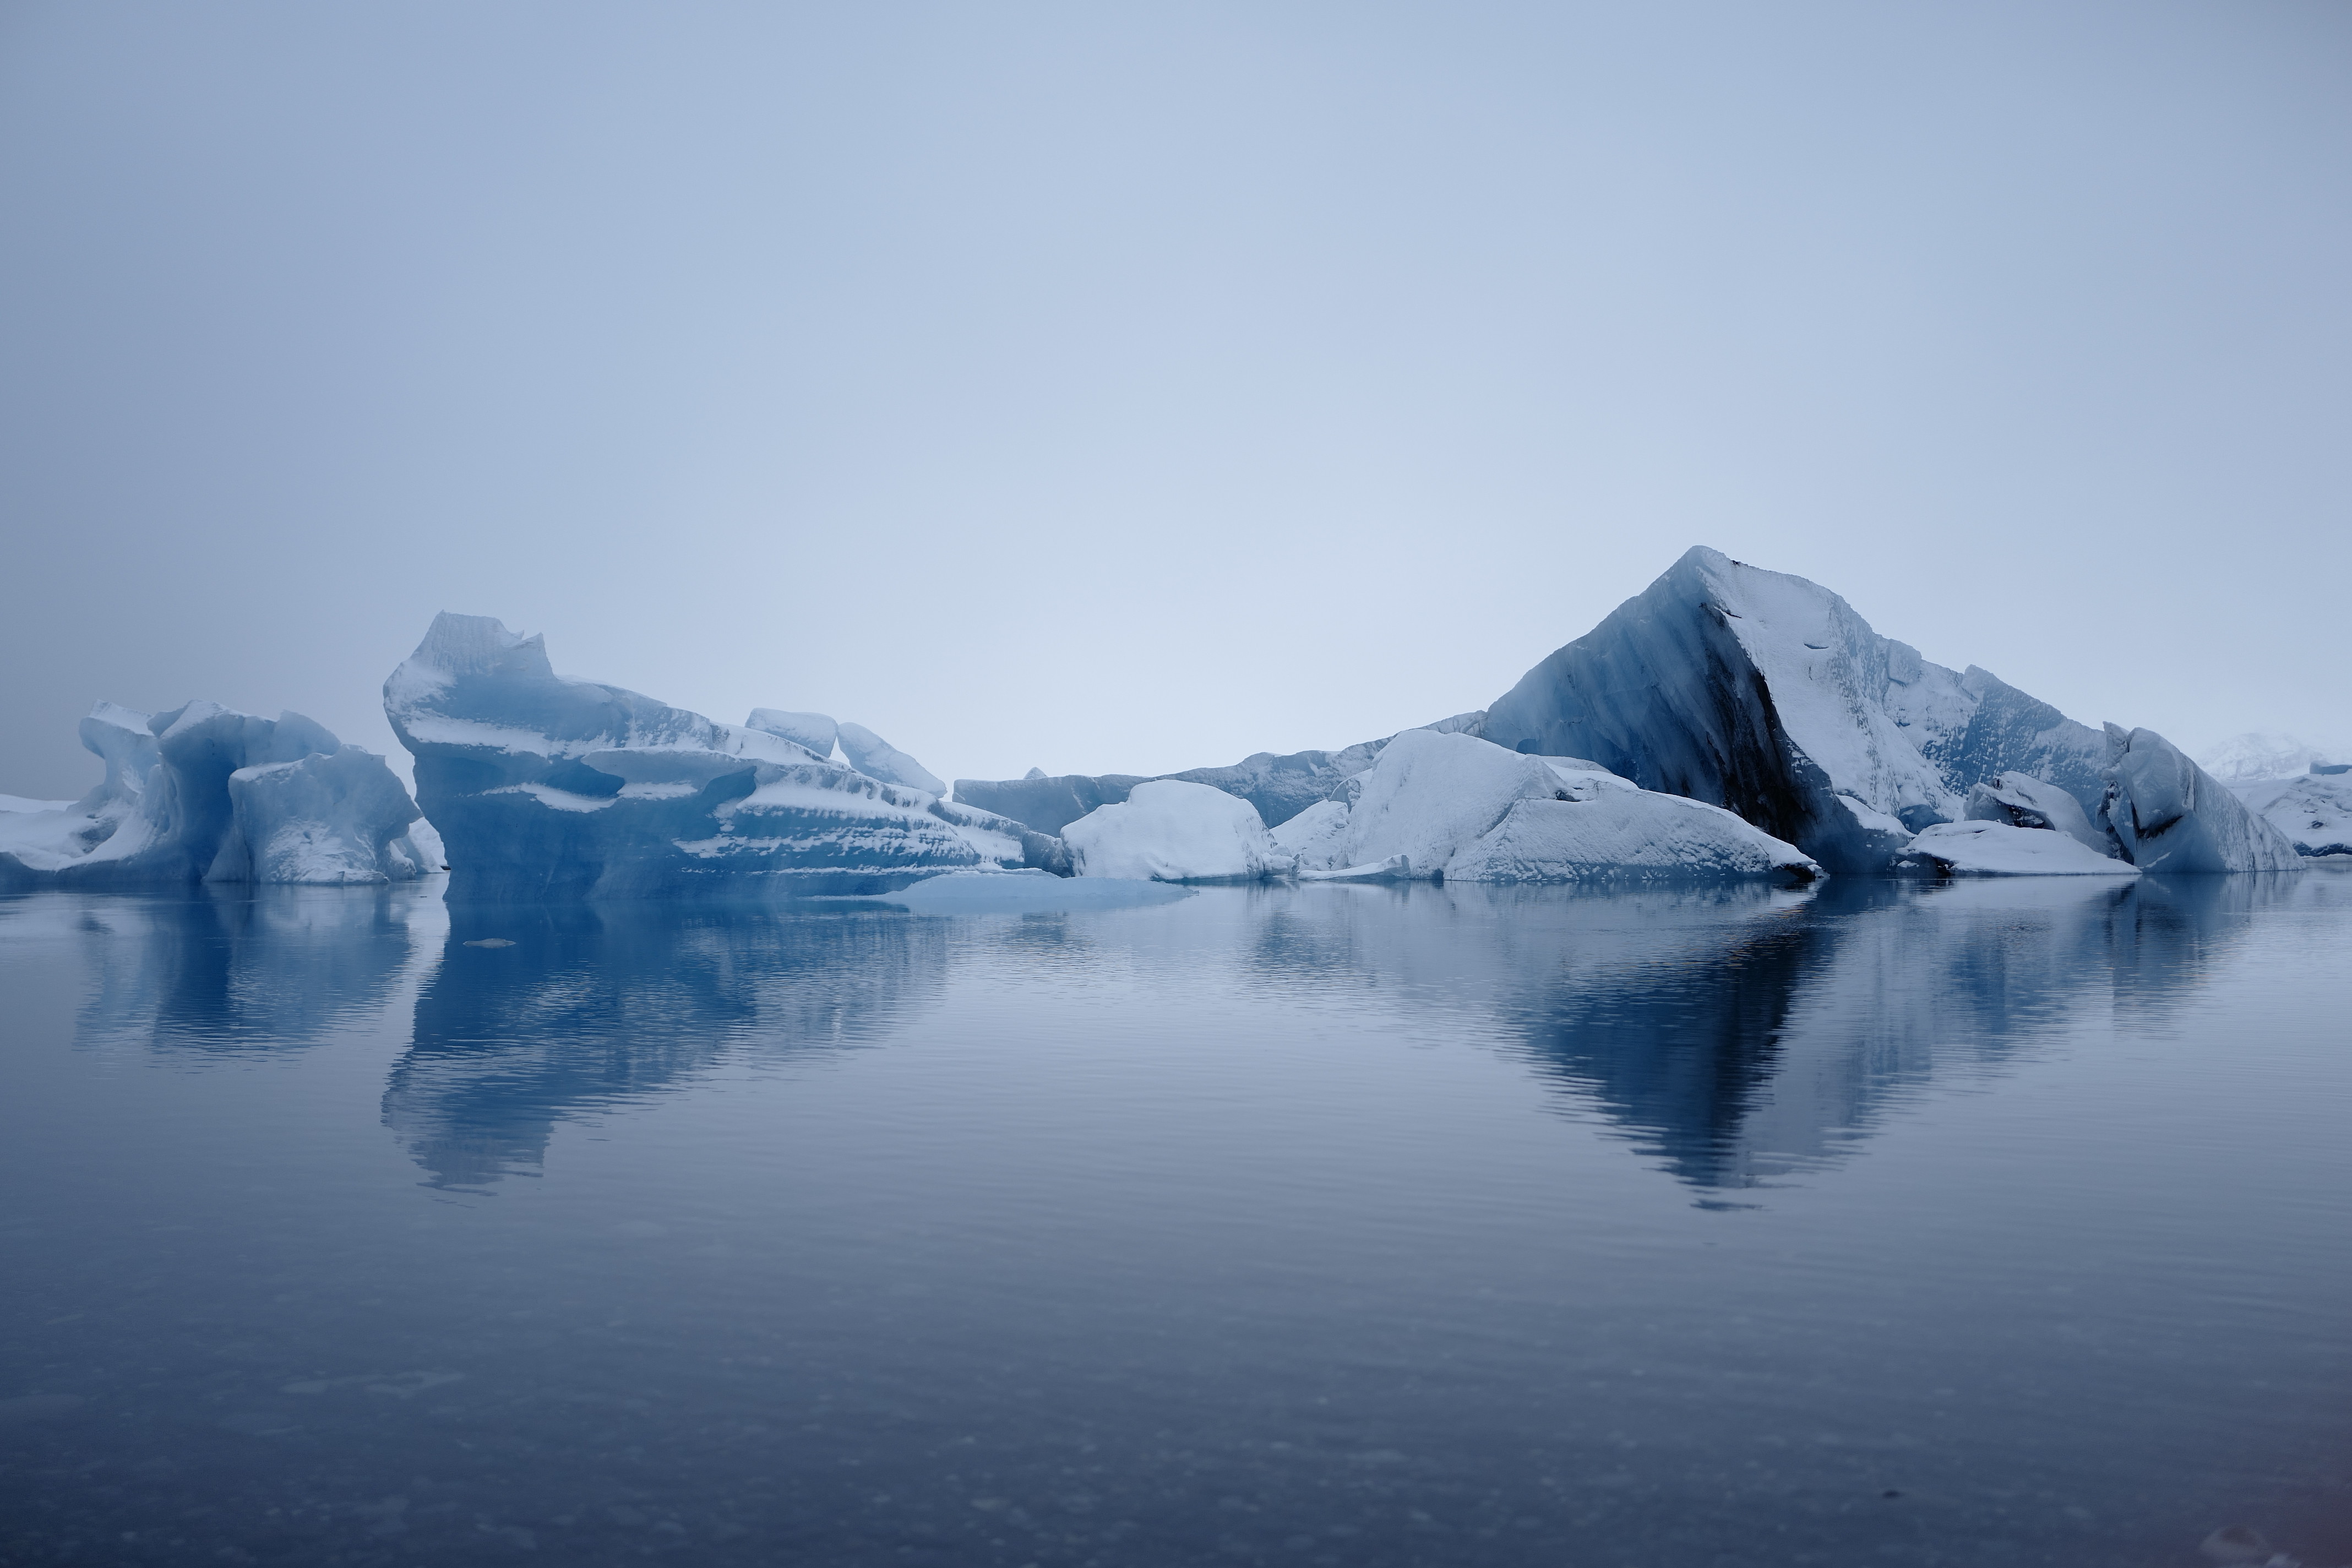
[0,700,433,889]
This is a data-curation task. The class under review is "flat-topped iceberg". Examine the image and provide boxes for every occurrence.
[1895,821,2141,878]
[1063,779,1288,883]
[386,613,1062,899]
[1,701,433,888]
[1963,771,2113,855]
[1477,547,2109,874]
[1286,729,1820,885]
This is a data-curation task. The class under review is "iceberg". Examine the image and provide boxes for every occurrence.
[2228,770,2352,858]
[1962,771,2114,856]
[1477,547,2109,874]
[1,701,433,889]
[1894,821,2141,878]
[1291,729,1820,885]
[1063,779,1288,883]
[746,709,838,760]
[385,613,1061,899]
[836,722,946,795]
[2196,731,2343,784]
[955,712,1488,835]
[2097,726,2302,874]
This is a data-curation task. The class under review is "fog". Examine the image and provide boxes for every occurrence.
[3,2,2346,799]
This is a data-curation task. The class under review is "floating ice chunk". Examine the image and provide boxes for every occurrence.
[1268,798,1352,872]
[2228,771,2352,857]
[2098,726,2303,873]
[1298,854,1412,882]
[220,747,432,885]
[1341,729,1566,874]
[1064,780,1287,883]
[747,709,837,760]
[1,702,427,888]
[385,613,1046,898]
[1963,771,2114,854]
[1895,821,2141,877]
[1302,729,1819,885]
[836,722,946,795]
[956,713,1490,835]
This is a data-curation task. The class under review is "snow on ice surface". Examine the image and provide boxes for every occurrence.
[2196,732,2345,783]
[2098,726,2302,875]
[1063,780,1287,883]
[956,712,1491,836]
[1295,729,1818,885]
[385,612,1053,899]
[2229,772,2352,857]
[1896,821,2141,878]
[1268,799,1351,869]
[1964,771,2113,855]
[1478,547,2106,873]
[747,709,839,761]
[836,723,945,796]
[1,702,429,888]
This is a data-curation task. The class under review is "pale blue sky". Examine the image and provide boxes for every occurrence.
[3,2,2347,797]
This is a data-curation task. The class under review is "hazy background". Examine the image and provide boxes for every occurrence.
[3,1,2347,799]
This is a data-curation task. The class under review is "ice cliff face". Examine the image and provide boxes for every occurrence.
[0,701,433,888]
[385,613,1063,899]
[2097,726,2302,874]
[1477,547,2110,874]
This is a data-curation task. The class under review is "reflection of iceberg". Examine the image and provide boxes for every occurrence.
[59,886,440,1054]
[1225,876,2281,1193]
[384,906,947,1189]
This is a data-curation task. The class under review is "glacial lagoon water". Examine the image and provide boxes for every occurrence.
[1,875,2348,1567]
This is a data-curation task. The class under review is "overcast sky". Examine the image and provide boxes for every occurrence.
[3,1,2346,799]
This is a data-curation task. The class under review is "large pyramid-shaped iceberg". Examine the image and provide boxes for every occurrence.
[1477,548,2115,874]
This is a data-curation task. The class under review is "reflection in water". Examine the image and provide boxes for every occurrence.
[57,885,438,1054]
[386,905,947,1189]
[1233,874,2300,1191]
[10,872,2304,1201]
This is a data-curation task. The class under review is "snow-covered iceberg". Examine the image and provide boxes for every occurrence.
[1,701,434,889]
[1477,547,2109,874]
[955,713,1488,835]
[1962,771,2113,856]
[1063,779,1288,883]
[1288,729,1820,885]
[2097,726,2302,874]
[836,722,946,795]
[1894,821,2140,878]
[2228,769,2352,858]
[386,613,1065,899]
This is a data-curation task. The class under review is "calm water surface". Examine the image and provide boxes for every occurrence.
[1,874,2347,1566]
